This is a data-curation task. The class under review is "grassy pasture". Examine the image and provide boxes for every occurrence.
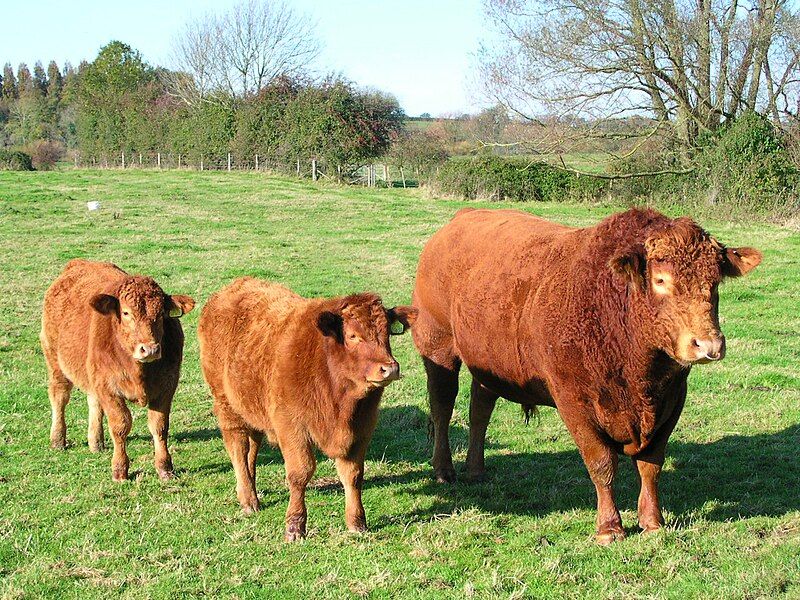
[0,170,798,599]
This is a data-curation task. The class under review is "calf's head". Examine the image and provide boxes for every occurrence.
[317,293,418,390]
[90,276,195,363]
[610,217,761,365]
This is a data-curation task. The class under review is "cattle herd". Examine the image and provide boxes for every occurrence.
[40,207,761,544]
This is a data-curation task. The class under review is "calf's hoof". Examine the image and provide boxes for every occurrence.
[639,521,663,534]
[50,439,67,450]
[285,518,306,542]
[347,518,367,534]
[157,469,176,481]
[240,500,260,516]
[433,466,457,484]
[89,441,105,453]
[595,528,626,545]
[112,469,129,482]
[464,469,488,483]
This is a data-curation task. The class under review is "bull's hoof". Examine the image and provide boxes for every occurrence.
[50,439,67,450]
[595,529,626,545]
[639,522,663,534]
[89,442,105,453]
[240,499,260,515]
[434,467,456,484]
[112,469,129,483]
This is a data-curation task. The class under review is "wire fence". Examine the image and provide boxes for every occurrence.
[71,151,422,188]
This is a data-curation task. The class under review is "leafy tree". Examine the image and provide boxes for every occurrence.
[17,64,33,97]
[47,61,62,99]
[33,62,48,96]
[2,64,16,99]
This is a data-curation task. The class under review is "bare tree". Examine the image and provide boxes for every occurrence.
[478,0,800,154]
[167,0,320,106]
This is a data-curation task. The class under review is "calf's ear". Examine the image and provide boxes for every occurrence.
[90,294,119,315]
[722,247,762,278]
[317,311,344,343]
[609,249,645,290]
[388,305,419,335]
[167,294,195,318]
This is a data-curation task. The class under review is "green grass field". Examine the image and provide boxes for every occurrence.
[1,170,798,599]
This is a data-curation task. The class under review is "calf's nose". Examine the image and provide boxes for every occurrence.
[692,336,725,362]
[379,361,400,382]
[134,343,161,362]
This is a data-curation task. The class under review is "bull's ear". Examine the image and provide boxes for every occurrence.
[388,305,419,335]
[90,294,118,315]
[317,311,344,343]
[722,247,762,278]
[167,294,195,318]
[609,249,645,290]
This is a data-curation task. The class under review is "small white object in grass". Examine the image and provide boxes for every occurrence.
[86,201,101,211]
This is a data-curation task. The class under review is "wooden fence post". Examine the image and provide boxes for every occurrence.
[400,166,406,188]
[312,158,317,181]
[255,154,259,170]
[157,153,161,168]
[296,159,301,177]
[227,153,231,172]
[178,154,182,168]
[200,155,204,171]
[139,153,142,166]
[121,152,125,169]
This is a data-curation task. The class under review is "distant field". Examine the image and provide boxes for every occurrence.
[0,170,798,598]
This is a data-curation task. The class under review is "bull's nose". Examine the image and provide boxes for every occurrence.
[692,336,726,362]
[379,362,400,382]
[134,343,161,362]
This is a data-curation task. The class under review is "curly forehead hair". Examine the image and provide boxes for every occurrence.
[116,276,166,312]
[645,217,723,281]
[339,293,388,333]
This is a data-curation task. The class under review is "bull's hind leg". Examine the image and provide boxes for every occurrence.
[221,426,259,514]
[42,343,72,449]
[247,430,264,481]
[422,356,461,483]
[87,394,105,452]
[465,378,498,481]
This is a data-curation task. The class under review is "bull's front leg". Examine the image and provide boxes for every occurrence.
[560,408,625,544]
[632,457,663,532]
[147,400,175,480]
[101,395,132,482]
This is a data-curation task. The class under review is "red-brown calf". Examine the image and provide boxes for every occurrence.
[198,277,416,541]
[41,259,194,481]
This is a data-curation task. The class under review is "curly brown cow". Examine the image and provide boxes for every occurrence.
[198,277,417,541]
[412,207,761,544]
[41,259,195,481]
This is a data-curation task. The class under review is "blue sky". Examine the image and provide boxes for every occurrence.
[0,0,488,117]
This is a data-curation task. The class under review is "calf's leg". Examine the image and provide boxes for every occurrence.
[221,427,259,514]
[87,394,105,452]
[147,401,175,480]
[280,436,316,542]
[465,378,498,481]
[102,398,132,482]
[423,356,461,483]
[46,365,72,450]
[335,439,371,533]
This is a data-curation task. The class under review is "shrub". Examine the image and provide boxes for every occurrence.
[24,140,65,170]
[429,155,607,202]
[0,149,34,171]
[697,112,799,213]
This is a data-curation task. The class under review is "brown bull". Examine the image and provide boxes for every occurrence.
[198,277,417,541]
[41,259,195,481]
[412,207,761,543]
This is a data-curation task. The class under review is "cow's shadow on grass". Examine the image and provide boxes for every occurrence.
[366,405,800,527]
[167,403,800,527]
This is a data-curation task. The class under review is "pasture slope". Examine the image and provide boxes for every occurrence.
[0,169,798,599]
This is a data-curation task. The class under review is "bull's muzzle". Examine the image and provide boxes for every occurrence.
[691,336,726,363]
[369,361,400,386]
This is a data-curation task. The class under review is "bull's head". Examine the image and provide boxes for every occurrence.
[317,293,418,390]
[90,276,195,363]
[610,218,761,366]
